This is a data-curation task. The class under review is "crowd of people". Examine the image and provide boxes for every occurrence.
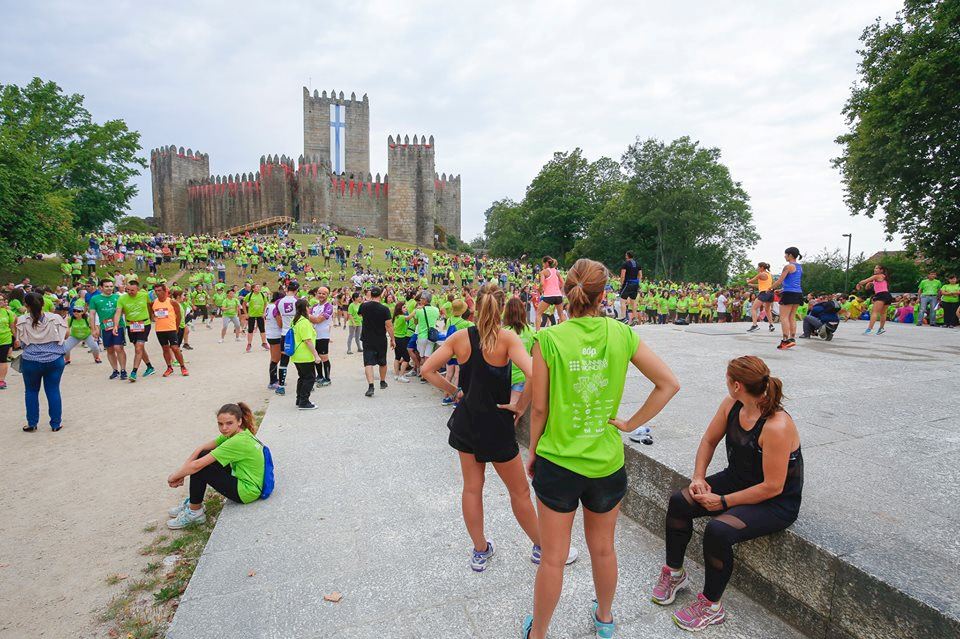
[3,226,955,635]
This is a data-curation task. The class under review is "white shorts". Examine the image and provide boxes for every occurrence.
[417,338,435,358]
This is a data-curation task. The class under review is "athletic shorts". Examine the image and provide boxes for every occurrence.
[719,312,731,321]
[127,325,152,343]
[156,330,179,347]
[873,292,894,305]
[0,343,10,363]
[395,336,410,361]
[247,316,266,333]
[417,337,435,357]
[532,456,627,514]
[177,328,185,346]
[102,329,126,348]
[620,283,639,300]
[267,337,283,346]
[780,292,804,306]
[315,338,329,356]
[223,316,241,329]
[363,346,388,367]
[758,290,774,303]
[541,295,563,306]
[447,429,519,464]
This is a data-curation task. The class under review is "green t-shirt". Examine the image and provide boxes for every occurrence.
[88,293,123,331]
[534,317,641,478]
[918,279,942,296]
[43,294,57,312]
[246,292,268,317]
[940,283,959,303]
[0,308,16,345]
[393,314,408,337]
[222,297,240,317]
[510,325,535,386]
[290,316,317,363]
[210,431,264,504]
[116,290,151,324]
[348,302,362,327]
[68,316,92,340]
[415,305,440,337]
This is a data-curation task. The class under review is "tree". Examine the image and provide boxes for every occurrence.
[114,215,156,233]
[578,137,757,282]
[0,78,145,233]
[833,0,960,269]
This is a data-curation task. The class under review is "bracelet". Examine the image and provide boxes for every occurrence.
[720,495,728,510]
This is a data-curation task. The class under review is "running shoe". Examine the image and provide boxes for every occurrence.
[776,340,786,350]
[120,370,128,381]
[825,330,834,341]
[591,600,616,639]
[168,497,189,517]
[275,386,286,396]
[672,593,725,632]
[109,370,120,380]
[319,378,331,387]
[143,366,156,377]
[380,381,388,390]
[94,358,102,364]
[629,427,653,445]
[364,387,375,397]
[167,507,205,530]
[261,343,269,350]
[818,325,829,339]
[746,325,758,332]
[267,382,278,390]
[297,402,317,410]
[531,545,580,565]
[181,367,189,376]
[358,348,364,353]
[521,615,533,638]
[346,350,353,355]
[877,328,886,335]
[798,334,811,339]
[0,381,6,390]
[471,540,495,572]
[218,339,224,343]
[441,396,455,406]
[651,566,689,605]
[246,344,252,353]
[863,328,872,335]
[783,339,796,348]
[128,370,137,382]
[768,324,776,332]
[396,375,410,383]
[163,367,174,377]
[183,344,193,350]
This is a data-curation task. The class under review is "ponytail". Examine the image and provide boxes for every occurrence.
[25,292,44,328]
[563,259,608,318]
[727,356,784,418]
[476,283,505,352]
[217,401,258,435]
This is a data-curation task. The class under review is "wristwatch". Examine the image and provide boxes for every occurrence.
[720,495,728,510]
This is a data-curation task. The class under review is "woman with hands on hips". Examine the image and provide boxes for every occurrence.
[651,355,803,633]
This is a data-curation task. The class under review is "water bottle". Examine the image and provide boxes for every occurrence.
[629,426,653,445]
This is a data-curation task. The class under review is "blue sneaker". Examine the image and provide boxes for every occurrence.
[471,540,495,572]
[267,382,278,390]
[591,600,615,638]
[863,328,872,335]
[877,327,886,335]
[521,615,533,638]
[119,370,127,381]
[275,385,285,396]
[109,370,120,380]
[441,396,455,406]
[143,366,156,378]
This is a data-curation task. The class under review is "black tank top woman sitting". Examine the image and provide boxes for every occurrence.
[651,355,804,632]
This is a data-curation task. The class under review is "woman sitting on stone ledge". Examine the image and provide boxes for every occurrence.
[652,355,804,632]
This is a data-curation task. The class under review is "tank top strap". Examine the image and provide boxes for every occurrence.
[726,400,743,432]
[467,325,481,356]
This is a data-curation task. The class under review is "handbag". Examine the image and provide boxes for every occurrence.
[422,308,440,343]
[10,354,22,374]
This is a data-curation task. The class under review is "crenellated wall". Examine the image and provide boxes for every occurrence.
[387,135,436,246]
[187,172,262,234]
[151,146,210,234]
[434,172,461,241]
[303,88,370,177]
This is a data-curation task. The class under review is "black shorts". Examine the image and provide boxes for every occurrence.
[780,291,803,306]
[873,292,894,305]
[758,290,774,303]
[541,296,563,306]
[0,343,10,363]
[395,336,410,361]
[156,330,179,347]
[247,316,266,333]
[362,345,387,367]
[620,283,639,300]
[267,337,283,346]
[315,338,329,355]
[447,429,519,464]
[532,456,627,514]
[127,325,152,343]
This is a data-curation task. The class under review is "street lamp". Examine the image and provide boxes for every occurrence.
[842,233,852,291]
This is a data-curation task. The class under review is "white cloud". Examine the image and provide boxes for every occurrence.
[0,0,904,263]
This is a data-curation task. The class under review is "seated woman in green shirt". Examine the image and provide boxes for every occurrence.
[166,402,266,529]
[523,259,680,639]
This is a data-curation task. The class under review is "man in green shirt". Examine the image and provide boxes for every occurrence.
[112,279,155,381]
[917,272,941,326]
[410,292,441,359]
[88,279,128,379]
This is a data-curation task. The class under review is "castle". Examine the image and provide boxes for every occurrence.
[150,88,461,245]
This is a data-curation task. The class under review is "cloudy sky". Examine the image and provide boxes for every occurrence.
[2,0,905,262]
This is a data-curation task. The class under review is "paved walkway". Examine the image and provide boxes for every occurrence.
[169,338,807,638]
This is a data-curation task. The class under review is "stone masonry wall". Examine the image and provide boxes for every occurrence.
[151,146,210,234]
[387,135,435,246]
[303,88,370,177]
[435,173,461,240]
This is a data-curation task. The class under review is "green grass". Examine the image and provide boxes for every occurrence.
[0,256,182,290]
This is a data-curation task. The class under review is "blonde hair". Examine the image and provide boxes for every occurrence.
[564,259,609,317]
[217,402,258,435]
[475,283,505,352]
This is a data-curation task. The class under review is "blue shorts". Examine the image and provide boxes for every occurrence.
[511,382,525,393]
[102,329,126,348]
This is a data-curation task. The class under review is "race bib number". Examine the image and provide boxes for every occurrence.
[155,309,169,318]
[130,321,145,332]
[103,319,115,330]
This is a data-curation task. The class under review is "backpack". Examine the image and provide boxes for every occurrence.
[251,434,275,500]
[282,324,296,356]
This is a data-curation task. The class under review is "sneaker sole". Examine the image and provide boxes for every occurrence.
[651,574,689,605]
[672,610,725,632]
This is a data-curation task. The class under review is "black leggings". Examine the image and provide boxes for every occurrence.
[294,361,316,405]
[665,470,796,602]
[247,316,265,333]
[942,300,959,327]
[190,450,242,505]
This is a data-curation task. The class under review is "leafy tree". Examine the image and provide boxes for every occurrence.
[833,0,960,268]
[483,198,528,258]
[0,78,145,233]
[114,215,156,233]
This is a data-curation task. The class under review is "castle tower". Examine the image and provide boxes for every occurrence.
[303,88,369,177]
[388,135,436,246]
[151,146,210,234]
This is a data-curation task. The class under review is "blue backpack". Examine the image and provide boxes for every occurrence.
[252,435,275,500]
[282,327,296,357]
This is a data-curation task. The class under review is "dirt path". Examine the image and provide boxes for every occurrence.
[0,322,272,638]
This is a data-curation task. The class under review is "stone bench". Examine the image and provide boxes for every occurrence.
[516,417,959,639]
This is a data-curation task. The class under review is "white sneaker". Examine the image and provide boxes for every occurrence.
[167,506,205,529]
[218,339,224,343]
[531,545,580,566]
[396,375,410,383]
[167,497,189,517]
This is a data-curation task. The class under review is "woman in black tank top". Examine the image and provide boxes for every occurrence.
[651,356,804,632]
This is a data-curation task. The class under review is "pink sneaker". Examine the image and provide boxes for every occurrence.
[651,566,689,605]
[673,593,725,631]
